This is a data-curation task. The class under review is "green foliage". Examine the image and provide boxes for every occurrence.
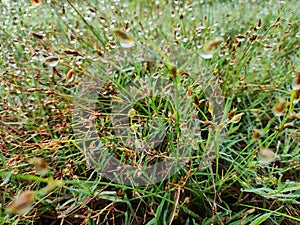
[0,0,299,224]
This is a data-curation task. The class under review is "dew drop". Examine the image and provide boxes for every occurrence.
[107,33,114,40]
[175,33,181,40]
[200,52,213,59]
[120,39,135,48]
[182,37,189,42]
[197,25,206,30]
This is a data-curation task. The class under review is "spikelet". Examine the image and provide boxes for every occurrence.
[258,148,277,165]
[293,89,300,104]
[272,99,286,116]
[45,56,59,67]
[114,30,135,48]
[29,157,49,176]
[6,191,35,215]
[200,37,223,59]
[230,113,244,124]
[292,71,300,90]
[252,129,261,139]
[31,0,42,5]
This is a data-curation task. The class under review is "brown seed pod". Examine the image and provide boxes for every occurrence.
[31,31,45,39]
[31,0,42,4]
[66,69,75,82]
[63,49,82,56]
[253,130,261,139]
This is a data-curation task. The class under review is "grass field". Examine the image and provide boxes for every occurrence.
[1,0,300,224]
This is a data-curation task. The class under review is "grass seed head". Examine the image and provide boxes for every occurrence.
[201,37,223,59]
[31,0,42,4]
[66,69,75,83]
[256,18,262,30]
[203,37,223,52]
[45,56,60,67]
[6,191,35,215]
[31,31,45,39]
[287,111,299,120]
[272,99,286,117]
[227,108,237,119]
[253,129,261,139]
[230,113,244,124]
[29,157,49,176]
[292,71,300,90]
[114,29,135,48]
[258,148,277,165]
[208,101,214,117]
[293,89,300,104]
[128,108,137,118]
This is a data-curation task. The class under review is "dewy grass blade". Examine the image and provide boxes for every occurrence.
[66,0,106,48]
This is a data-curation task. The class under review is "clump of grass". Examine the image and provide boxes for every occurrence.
[0,0,299,224]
